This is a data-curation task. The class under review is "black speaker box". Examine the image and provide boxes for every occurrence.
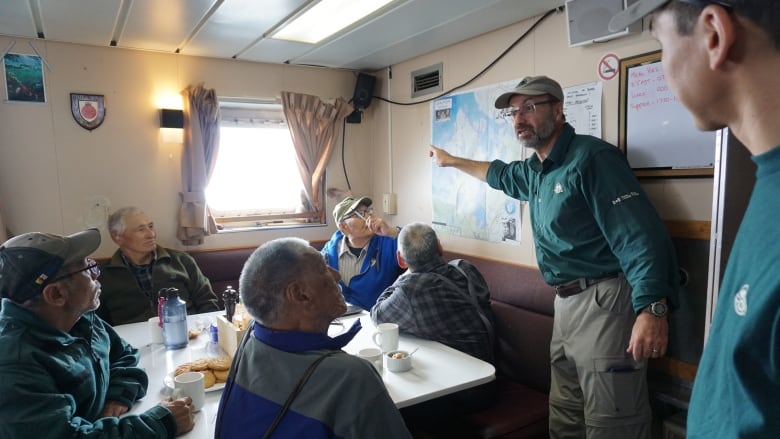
[352,73,376,109]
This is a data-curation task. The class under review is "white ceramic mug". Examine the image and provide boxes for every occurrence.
[174,371,205,412]
[357,347,383,372]
[372,323,399,353]
[148,316,164,344]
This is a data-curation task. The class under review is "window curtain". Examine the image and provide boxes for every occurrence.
[178,83,220,245]
[281,92,353,214]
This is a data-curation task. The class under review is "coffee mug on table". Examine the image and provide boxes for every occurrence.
[174,371,205,412]
[372,323,399,353]
[357,347,383,372]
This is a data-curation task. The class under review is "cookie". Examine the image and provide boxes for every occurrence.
[174,363,192,377]
[207,356,231,371]
[190,358,210,371]
[213,369,229,383]
[202,369,216,388]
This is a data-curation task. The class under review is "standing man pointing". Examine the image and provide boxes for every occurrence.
[430,75,679,438]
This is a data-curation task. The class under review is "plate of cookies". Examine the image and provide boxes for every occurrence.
[165,356,232,392]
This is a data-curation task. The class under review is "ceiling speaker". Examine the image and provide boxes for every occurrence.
[566,0,641,47]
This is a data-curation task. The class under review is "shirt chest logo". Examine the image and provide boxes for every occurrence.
[553,183,563,194]
[734,284,748,316]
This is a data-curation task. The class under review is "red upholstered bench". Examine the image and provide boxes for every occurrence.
[439,251,555,439]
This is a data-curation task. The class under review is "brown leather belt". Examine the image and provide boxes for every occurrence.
[553,273,621,298]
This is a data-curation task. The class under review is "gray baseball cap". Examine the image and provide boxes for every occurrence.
[0,229,101,303]
[609,0,668,32]
[494,76,564,109]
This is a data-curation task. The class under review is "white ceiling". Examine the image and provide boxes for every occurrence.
[0,0,566,71]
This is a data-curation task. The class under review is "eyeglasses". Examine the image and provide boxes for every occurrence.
[501,100,555,120]
[348,207,374,221]
[49,258,101,283]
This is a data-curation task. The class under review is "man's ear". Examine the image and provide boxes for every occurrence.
[40,282,68,307]
[702,4,736,70]
[396,251,408,270]
[109,230,122,245]
[336,221,349,234]
[285,280,312,306]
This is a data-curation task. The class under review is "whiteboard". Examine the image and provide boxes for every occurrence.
[619,51,715,177]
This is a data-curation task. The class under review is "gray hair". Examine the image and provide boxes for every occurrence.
[107,206,144,235]
[397,222,439,271]
[239,237,314,325]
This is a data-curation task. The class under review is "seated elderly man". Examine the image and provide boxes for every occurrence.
[371,222,495,363]
[321,196,403,311]
[0,229,194,438]
[98,206,219,325]
[216,237,411,439]
[371,222,496,429]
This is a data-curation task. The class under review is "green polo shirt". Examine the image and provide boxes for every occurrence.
[486,123,679,312]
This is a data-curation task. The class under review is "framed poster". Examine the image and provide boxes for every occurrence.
[618,51,716,178]
[3,53,46,103]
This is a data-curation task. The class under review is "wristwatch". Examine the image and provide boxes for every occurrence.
[643,300,668,317]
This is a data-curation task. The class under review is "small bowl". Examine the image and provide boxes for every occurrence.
[386,350,412,372]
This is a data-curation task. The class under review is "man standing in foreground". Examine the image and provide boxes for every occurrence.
[610,1,780,436]
[98,206,219,325]
[430,75,679,438]
[216,237,411,438]
[0,229,194,438]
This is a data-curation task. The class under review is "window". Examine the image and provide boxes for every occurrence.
[206,100,324,230]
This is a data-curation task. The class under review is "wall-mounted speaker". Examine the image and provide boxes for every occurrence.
[566,0,641,47]
[352,73,376,110]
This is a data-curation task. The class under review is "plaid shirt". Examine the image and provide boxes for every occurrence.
[120,251,157,303]
[370,257,495,363]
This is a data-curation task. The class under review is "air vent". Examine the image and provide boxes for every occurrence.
[411,63,443,98]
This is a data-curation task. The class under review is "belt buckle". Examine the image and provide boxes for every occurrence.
[555,278,587,298]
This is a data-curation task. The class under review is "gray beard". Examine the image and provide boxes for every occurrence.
[518,117,555,150]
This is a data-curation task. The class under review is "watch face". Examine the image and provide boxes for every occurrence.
[651,302,668,316]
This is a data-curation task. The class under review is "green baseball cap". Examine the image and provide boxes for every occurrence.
[333,196,372,223]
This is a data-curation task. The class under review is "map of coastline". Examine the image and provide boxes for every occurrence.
[431,80,524,244]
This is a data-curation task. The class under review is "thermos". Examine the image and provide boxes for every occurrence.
[159,287,188,350]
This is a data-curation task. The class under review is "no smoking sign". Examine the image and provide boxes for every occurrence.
[598,53,620,81]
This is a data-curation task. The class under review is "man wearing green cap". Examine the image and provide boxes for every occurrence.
[321,196,403,310]
[0,229,194,438]
[430,75,679,438]
[611,1,780,437]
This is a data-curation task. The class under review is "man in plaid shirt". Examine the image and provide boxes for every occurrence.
[370,222,494,364]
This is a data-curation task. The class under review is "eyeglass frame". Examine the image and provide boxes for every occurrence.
[345,206,374,221]
[501,100,556,120]
[48,258,101,284]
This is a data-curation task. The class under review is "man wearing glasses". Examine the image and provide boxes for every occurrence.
[611,1,780,437]
[0,228,195,438]
[321,196,403,311]
[430,76,679,438]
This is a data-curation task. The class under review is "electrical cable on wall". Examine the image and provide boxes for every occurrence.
[334,7,560,202]
[372,7,559,107]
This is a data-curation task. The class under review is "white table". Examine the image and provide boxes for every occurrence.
[119,311,495,437]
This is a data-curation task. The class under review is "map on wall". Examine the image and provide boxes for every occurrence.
[430,80,524,244]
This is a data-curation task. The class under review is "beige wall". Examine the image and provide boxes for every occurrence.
[0,10,713,265]
[370,10,713,267]
[0,37,368,257]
